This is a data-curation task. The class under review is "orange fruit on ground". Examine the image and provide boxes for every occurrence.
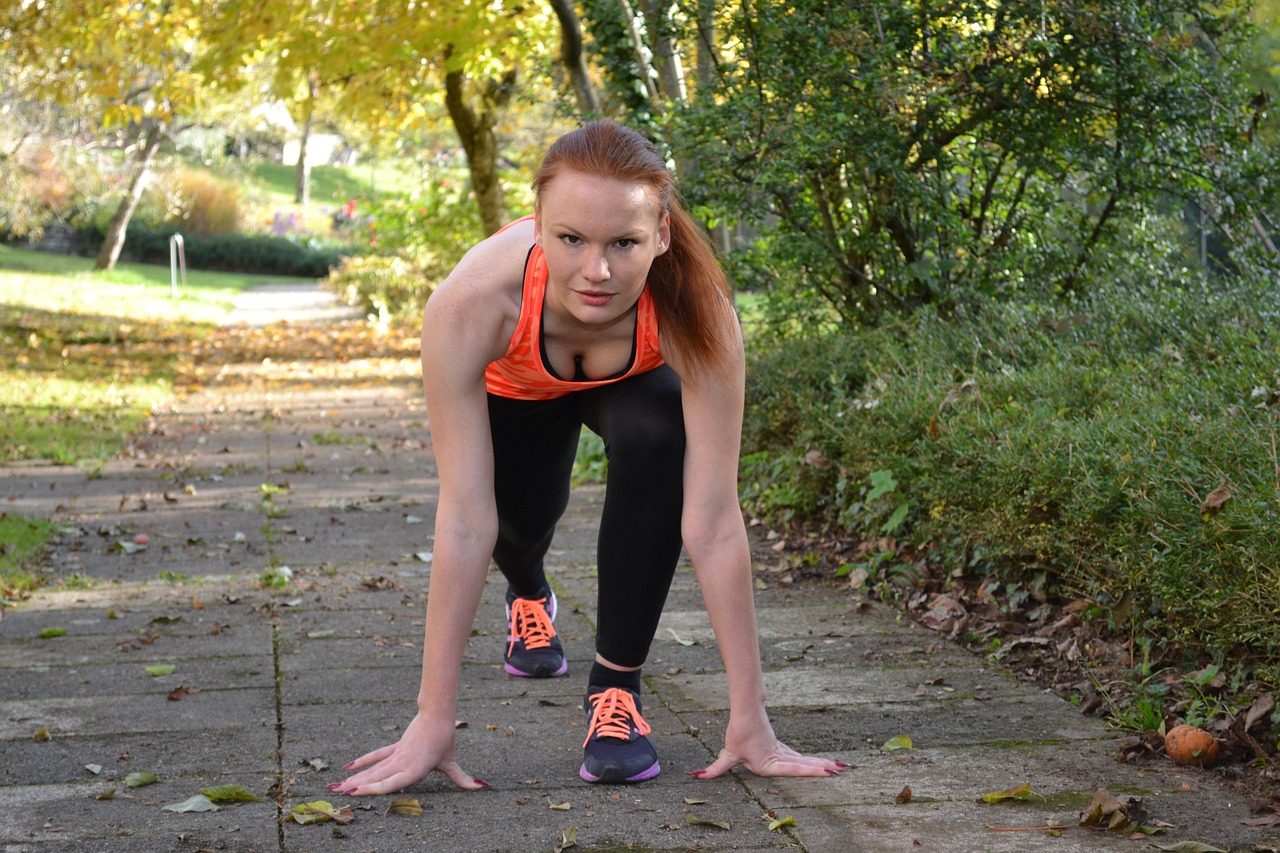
[1164,724,1220,767]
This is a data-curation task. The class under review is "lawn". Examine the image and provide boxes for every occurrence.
[0,244,294,465]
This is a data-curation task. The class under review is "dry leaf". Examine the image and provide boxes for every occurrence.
[547,797,572,811]
[895,785,913,804]
[685,813,730,830]
[768,815,797,831]
[553,826,577,853]
[385,798,423,816]
[977,782,1035,804]
[1199,482,1233,515]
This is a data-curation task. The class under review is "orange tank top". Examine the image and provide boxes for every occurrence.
[484,224,665,401]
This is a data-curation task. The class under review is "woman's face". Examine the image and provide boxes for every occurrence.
[534,169,670,330]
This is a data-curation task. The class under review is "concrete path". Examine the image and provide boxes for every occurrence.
[1,286,1273,852]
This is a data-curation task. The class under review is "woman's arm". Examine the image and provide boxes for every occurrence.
[670,308,846,779]
[333,231,525,796]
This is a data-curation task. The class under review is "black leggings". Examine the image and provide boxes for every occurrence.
[487,365,684,669]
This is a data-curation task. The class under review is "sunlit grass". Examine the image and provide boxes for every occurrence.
[0,245,278,463]
[0,514,58,598]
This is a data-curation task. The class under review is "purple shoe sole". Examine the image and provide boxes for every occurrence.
[579,760,661,784]
[504,659,569,678]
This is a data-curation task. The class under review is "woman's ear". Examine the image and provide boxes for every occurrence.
[657,213,671,255]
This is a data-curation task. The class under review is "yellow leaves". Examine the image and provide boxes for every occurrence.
[977,781,1038,804]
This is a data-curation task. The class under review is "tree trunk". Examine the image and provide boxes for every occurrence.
[295,76,316,204]
[548,0,599,116]
[94,124,165,271]
[445,68,512,237]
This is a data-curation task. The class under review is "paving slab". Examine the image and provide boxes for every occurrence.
[1,285,1273,852]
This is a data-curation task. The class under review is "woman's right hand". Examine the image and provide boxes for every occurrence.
[328,711,488,796]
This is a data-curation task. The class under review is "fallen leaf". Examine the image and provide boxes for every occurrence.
[97,786,116,800]
[685,813,730,830]
[145,664,175,677]
[882,735,913,752]
[547,797,572,811]
[201,785,264,802]
[1152,843,1228,853]
[162,794,220,813]
[683,797,707,805]
[124,772,159,788]
[1199,482,1233,515]
[385,798,423,816]
[554,826,577,853]
[39,627,67,639]
[977,782,1035,804]
[895,785,912,804]
[289,800,354,825]
[769,815,797,831]
[85,764,102,775]
[667,628,696,646]
[167,686,189,701]
[33,728,50,742]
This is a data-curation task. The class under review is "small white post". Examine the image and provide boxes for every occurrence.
[169,233,187,298]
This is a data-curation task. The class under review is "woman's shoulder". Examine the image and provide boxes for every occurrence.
[423,218,534,356]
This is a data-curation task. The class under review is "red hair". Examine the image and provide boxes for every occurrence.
[532,120,735,376]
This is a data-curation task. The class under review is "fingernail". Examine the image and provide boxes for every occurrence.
[687,770,705,778]
[325,783,342,790]
[341,787,359,795]
[835,762,852,768]
[342,761,356,770]
[825,768,839,776]
[474,779,491,789]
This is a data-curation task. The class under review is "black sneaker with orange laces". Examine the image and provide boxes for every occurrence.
[580,686,660,783]
[503,586,567,678]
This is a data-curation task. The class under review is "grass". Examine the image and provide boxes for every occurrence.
[0,514,58,598]
[0,244,293,464]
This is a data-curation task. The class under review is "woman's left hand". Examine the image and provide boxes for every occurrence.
[689,718,849,778]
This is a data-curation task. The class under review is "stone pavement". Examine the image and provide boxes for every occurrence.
[1,284,1275,853]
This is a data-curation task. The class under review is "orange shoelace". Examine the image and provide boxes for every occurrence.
[583,687,651,747]
[507,597,556,655]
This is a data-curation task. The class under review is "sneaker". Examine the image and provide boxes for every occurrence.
[580,686,660,783]
[503,588,567,678]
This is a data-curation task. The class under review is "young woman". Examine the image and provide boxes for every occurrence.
[332,120,846,793]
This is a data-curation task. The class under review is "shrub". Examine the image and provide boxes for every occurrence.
[328,254,433,320]
[78,219,346,278]
[741,274,1280,682]
[164,168,241,236]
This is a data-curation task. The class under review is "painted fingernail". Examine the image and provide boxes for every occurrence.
[835,762,852,768]
[325,783,342,790]
[474,779,491,789]
[825,768,839,776]
[687,770,705,778]
[342,761,356,770]
[341,787,359,795]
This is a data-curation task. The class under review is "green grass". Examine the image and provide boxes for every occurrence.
[0,514,58,597]
[0,245,283,464]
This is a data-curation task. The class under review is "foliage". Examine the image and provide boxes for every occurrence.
[328,255,431,321]
[740,271,1280,683]
[682,0,1280,324]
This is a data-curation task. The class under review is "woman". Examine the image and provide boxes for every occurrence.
[332,120,846,794]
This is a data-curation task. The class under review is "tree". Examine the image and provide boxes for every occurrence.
[0,0,215,270]
[682,0,1279,325]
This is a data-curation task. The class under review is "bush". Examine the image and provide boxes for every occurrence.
[78,219,346,278]
[328,254,433,320]
[741,275,1280,682]
[164,168,241,236]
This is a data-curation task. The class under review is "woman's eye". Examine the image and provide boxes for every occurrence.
[559,234,581,245]
[615,239,636,249]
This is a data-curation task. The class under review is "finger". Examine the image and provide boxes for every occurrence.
[747,752,848,778]
[346,767,418,796]
[439,759,488,791]
[690,749,742,779]
[343,744,397,772]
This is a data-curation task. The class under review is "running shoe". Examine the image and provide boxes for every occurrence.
[580,686,660,783]
[503,587,567,678]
